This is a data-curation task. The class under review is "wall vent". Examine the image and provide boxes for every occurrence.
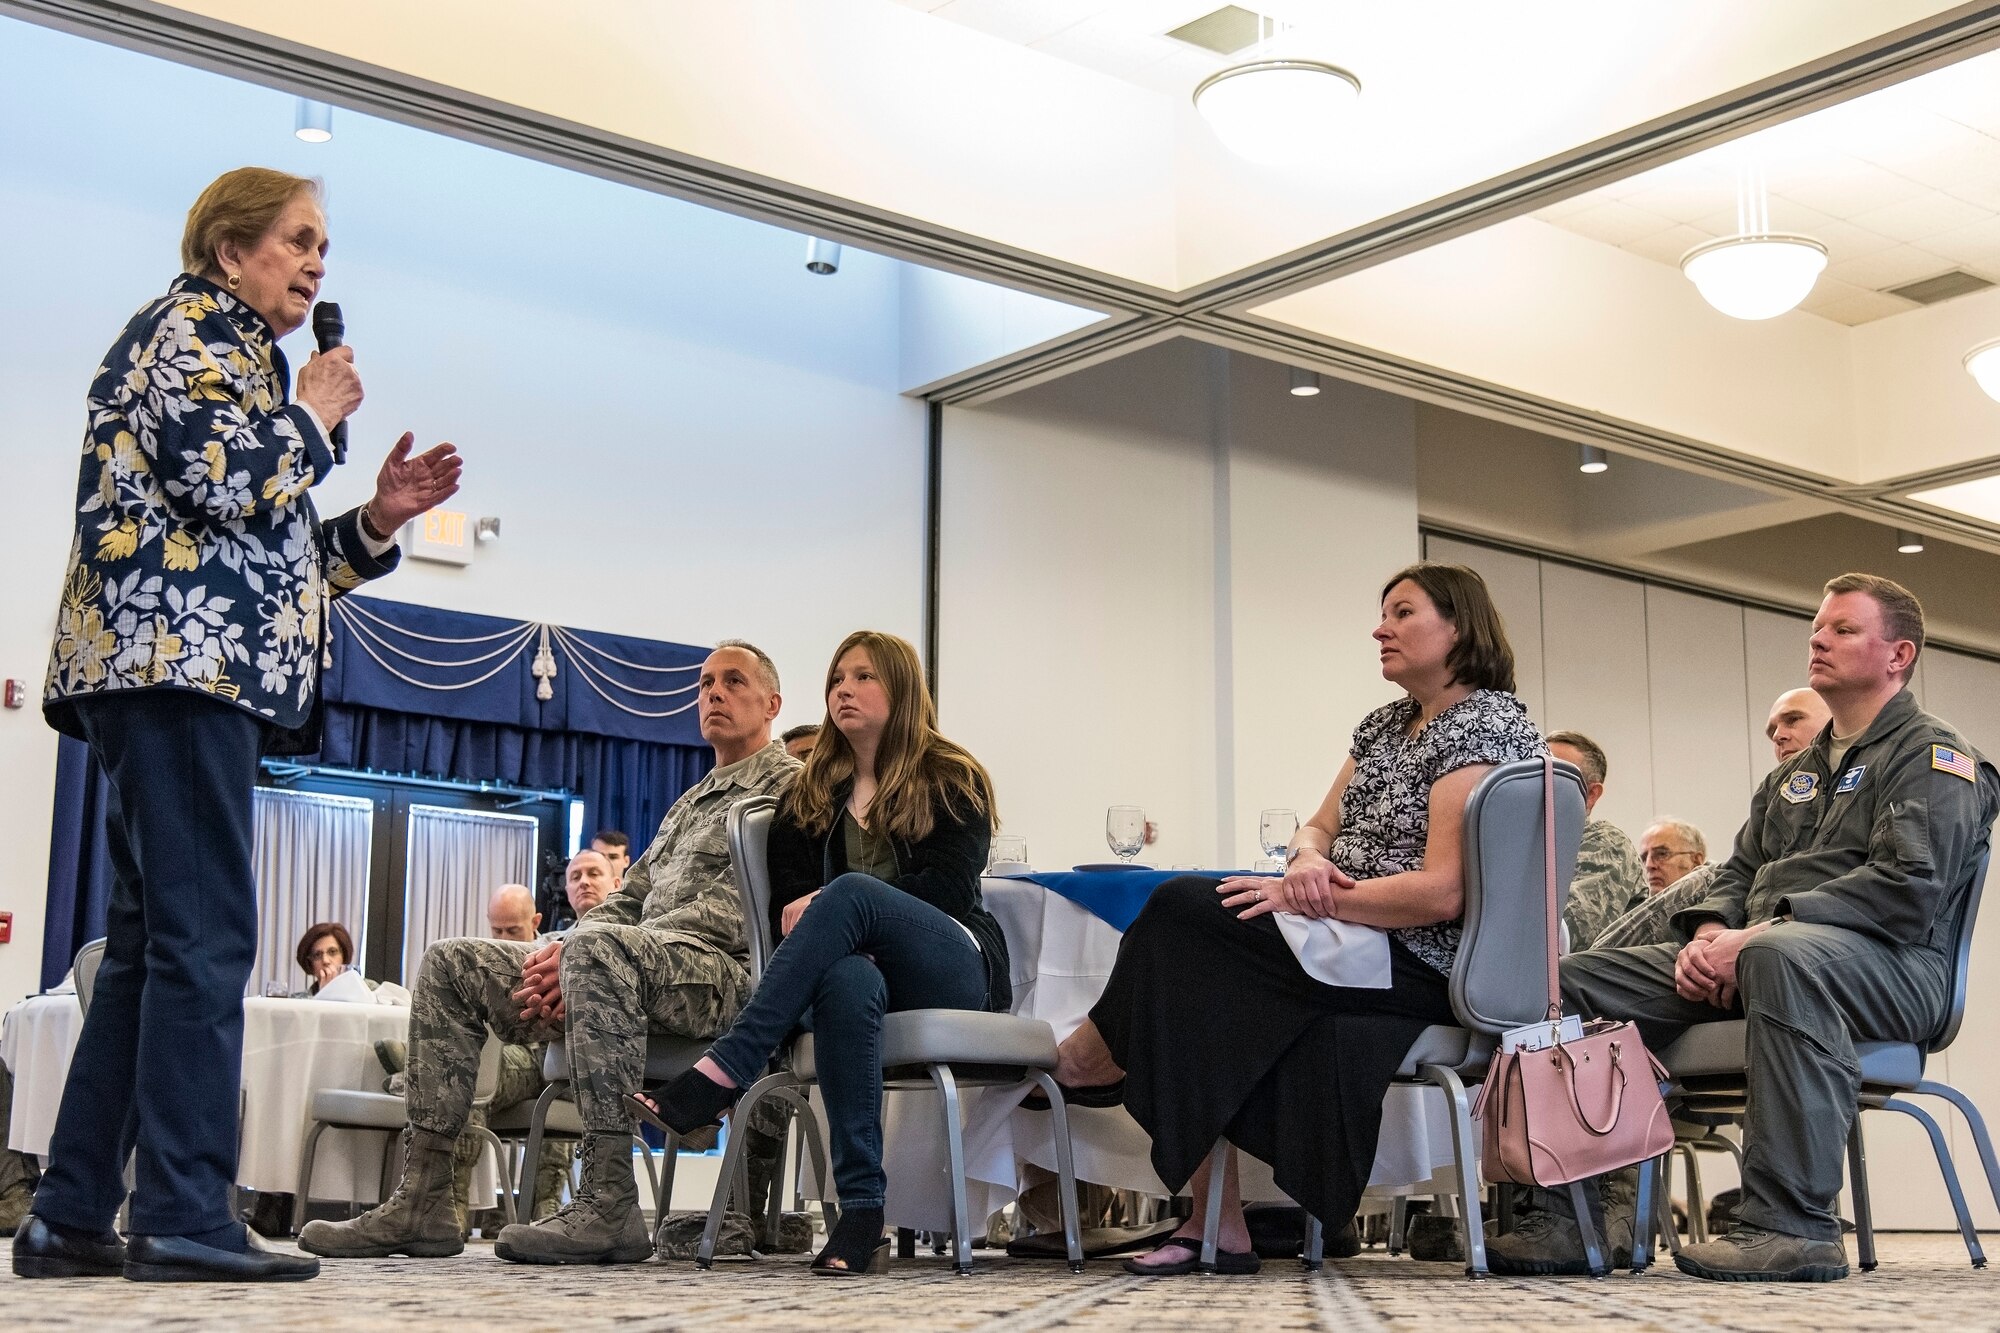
[1166,6,1264,56]
[1886,270,1995,305]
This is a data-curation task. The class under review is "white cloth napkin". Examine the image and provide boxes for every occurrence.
[312,969,375,1004]
[1273,911,1394,989]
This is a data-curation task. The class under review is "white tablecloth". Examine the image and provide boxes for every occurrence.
[857,877,1468,1231]
[3,992,495,1205]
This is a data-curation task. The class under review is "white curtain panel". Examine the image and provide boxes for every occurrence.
[250,788,376,997]
[402,805,539,982]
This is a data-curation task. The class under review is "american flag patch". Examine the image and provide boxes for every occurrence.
[1933,745,1977,782]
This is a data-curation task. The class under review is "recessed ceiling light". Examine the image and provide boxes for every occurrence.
[805,238,842,275]
[294,97,332,143]
[1288,366,1321,396]
[1896,529,1925,555]
[1680,235,1827,320]
[1579,445,1608,474]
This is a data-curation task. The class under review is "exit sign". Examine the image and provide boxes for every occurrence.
[407,508,473,566]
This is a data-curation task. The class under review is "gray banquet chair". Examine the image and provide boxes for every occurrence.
[694,794,1084,1274]
[73,938,107,1015]
[293,1025,515,1232]
[1659,850,1996,1270]
[1196,757,1615,1276]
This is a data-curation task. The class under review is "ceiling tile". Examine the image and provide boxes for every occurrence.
[1918,219,2000,268]
[1029,14,1174,83]
[1825,244,1955,292]
[1847,192,1991,244]
[1557,199,1677,247]
[1621,223,1713,266]
[1619,175,1730,225]
[1763,200,1897,260]
[936,0,1096,45]
[1806,288,1920,326]
[1760,159,1928,218]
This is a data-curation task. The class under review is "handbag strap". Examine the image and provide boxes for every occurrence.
[1542,754,1560,1017]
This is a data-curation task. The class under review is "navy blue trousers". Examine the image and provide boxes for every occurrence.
[707,874,988,1210]
[35,689,266,1237]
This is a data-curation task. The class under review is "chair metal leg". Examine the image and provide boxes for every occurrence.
[1881,1097,1987,1269]
[520,1080,565,1222]
[292,1119,333,1234]
[772,1087,831,1213]
[1630,1153,1657,1273]
[1676,1144,1708,1244]
[1388,1195,1410,1255]
[655,1131,680,1219]
[1028,1069,1085,1272]
[1653,1157,1681,1257]
[1918,1079,2000,1217]
[1199,1141,1229,1270]
[1418,1062,1490,1278]
[697,1072,791,1268]
[1304,1215,1325,1271]
[1566,1180,1609,1278]
[469,1127,518,1225]
[1847,1115,1877,1273]
[927,1064,975,1275]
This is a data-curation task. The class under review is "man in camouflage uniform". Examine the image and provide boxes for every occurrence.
[301,641,800,1265]
[1548,731,1648,951]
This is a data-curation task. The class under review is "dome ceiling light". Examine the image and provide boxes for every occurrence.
[1680,166,1826,320]
[1192,16,1360,166]
[1967,338,2000,404]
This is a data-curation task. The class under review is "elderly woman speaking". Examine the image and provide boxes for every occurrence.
[15,168,460,1284]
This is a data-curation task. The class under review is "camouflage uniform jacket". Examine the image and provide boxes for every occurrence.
[1563,818,1648,951]
[1590,862,1721,952]
[44,272,396,752]
[584,740,801,972]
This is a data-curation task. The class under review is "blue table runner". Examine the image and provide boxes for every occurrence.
[993,866,1260,933]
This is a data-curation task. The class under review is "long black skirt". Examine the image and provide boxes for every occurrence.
[1089,876,1454,1227]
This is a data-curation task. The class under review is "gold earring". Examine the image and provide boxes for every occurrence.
[227,272,241,291]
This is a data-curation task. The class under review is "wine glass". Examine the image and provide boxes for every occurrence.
[1260,809,1299,866]
[1105,806,1146,863]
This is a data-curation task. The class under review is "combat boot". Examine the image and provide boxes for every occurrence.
[298,1126,463,1258]
[492,1133,653,1265]
[1486,1175,1634,1275]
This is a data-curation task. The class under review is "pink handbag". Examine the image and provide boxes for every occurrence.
[1471,758,1676,1187]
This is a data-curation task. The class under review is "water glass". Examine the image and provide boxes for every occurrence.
[1259,808,1299,861]
[988,833,1030,873]
[1105,806,1146,863]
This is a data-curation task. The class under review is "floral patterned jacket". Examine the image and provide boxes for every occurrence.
[43,272,397,750]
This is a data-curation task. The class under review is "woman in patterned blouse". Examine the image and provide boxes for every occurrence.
[19,169,458,1285]
[1052,563,1545,1276]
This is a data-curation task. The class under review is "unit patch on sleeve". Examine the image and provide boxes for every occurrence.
[1781,771,1819,804]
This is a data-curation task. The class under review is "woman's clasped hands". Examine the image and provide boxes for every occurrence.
[1217,848,1356,921]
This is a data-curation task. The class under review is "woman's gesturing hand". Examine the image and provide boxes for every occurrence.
[368,432,462,533]
[780,891,820,938]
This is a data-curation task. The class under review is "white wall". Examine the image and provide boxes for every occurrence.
[0,23,926,1008]
[938,340,1413,874]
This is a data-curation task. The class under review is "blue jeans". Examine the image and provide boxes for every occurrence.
[707,873,988,1209]
[37,690,265,1236]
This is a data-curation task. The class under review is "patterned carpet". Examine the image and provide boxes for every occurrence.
[2,1233,1993,1330]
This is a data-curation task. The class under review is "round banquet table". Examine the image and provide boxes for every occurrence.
[4,992,498,1206]
[832,875,1470,1233]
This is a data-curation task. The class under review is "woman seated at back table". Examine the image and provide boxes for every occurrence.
[630,629,1008,1276]
[1052,562,1545,1275]
[291,923,369,998]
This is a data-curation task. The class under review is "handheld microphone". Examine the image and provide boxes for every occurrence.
[311,301,349,465]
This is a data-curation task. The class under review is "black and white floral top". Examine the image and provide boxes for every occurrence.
[1331,688,1545,974]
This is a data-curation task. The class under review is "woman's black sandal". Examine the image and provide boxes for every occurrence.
[1020,1078,1126,1112]
[811,1207,890,1277]
[1121,1234,1261,1276]
[622,1067,739,1137]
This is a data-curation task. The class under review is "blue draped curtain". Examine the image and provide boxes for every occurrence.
[43,596,714,988]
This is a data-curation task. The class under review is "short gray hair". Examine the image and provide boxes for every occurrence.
[1644,818,1706,858]
[1546,730,1608,788]
[712,639,780,693]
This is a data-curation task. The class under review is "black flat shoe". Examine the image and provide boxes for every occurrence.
[1021,1078,1126,1111]
[811,1206,889,1277]
[1121,1234,1261,1276]
[124,1229,320,1282]
[623,1067,739,1139]
[12,1215,126,1278]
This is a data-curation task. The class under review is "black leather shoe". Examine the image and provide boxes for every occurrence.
[125,1229,321,1282]
[12,1215,127,1278]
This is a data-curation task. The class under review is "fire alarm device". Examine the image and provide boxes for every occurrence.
[3,680,26,709]
[0,911,12,944]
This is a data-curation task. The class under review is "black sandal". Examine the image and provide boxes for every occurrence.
[811,1207,889,1277]
[1021,1078,1126,1111]
[1121,1234,1261,1276]
[622,1067,738,1138]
